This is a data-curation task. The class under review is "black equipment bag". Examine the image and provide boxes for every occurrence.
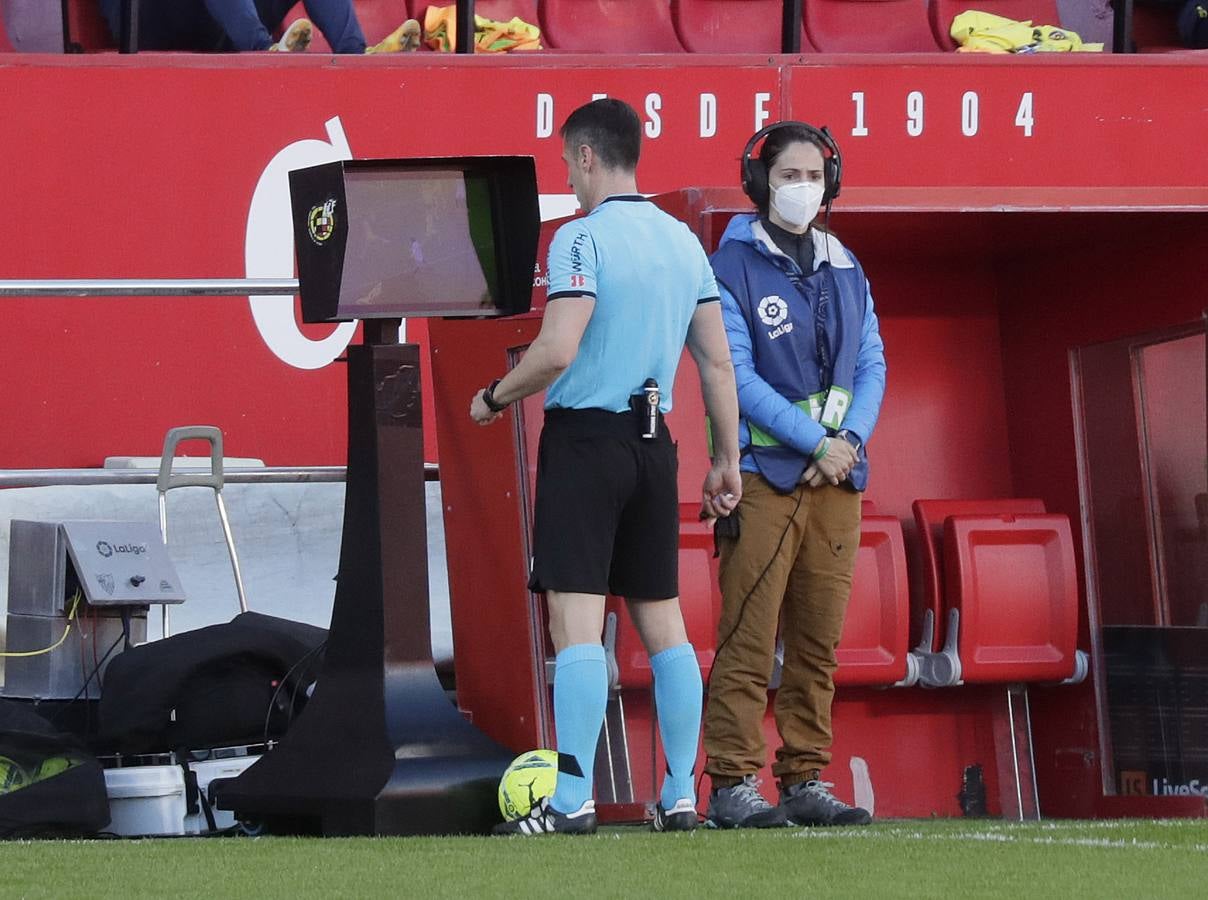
[0,700,110,838]
[97,612,326,754]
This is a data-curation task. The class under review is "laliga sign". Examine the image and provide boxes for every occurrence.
[245,117,388,370]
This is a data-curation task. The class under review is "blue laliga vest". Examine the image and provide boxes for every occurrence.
[712,235,871,492]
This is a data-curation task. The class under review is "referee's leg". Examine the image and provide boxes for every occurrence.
[547,591,608,816]
[548,591,606,651]
[629,598,701,812]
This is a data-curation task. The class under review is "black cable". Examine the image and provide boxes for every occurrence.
[706,489,804,689]
[261,640,327,748]
[697,487,804,799]
[49,627,127,730]
[120,608,133,652]
[285,643,322,730]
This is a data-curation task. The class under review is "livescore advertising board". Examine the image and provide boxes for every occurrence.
[0,55,1205,468]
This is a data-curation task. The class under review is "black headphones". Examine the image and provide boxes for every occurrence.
[740,121,843,208]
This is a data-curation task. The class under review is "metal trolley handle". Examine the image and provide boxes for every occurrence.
[156,426,250,638]
[157,425,227,492]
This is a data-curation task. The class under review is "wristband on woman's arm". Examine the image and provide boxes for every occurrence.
[811,436,831,461]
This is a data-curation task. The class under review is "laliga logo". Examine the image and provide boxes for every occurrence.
[245,117,401,370]
[97,540,147,558]
[757,295,789,328]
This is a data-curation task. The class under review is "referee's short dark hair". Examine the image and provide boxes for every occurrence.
[560,99,642,172]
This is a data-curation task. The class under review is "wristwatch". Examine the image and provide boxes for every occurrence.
[482,378,508,414]
[836,429,862,453]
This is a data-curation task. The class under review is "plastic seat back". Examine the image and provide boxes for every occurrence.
[912,498,1045,652]
[806,0,942,52]
[541,0,686,51]
[943,513,1079,682]
[63,0,116,52]
[671,0,790,53]
[835,514,910,686]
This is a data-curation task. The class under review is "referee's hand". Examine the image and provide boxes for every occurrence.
[470,390,503,425]
[700,460,741,520]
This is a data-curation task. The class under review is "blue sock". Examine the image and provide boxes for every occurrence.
[651,642,703,809]
[550,643,608,814]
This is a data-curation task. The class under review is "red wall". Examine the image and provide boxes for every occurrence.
[2,54,1207,467]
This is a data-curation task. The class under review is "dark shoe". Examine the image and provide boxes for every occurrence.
[492,798,598,836]
[780,780,871,826]
[652,798,698,832]
[705,775,789,829]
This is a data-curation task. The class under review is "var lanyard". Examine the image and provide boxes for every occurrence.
[780,263,836,394]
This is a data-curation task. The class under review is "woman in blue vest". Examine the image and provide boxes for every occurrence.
[702,121,886,829]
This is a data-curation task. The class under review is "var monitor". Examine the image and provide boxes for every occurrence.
[289,156,540,322]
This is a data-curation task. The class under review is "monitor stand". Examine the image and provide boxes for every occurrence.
[218,331,513,835]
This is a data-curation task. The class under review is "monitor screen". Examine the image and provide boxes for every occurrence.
[339,168,499,317]
[291,156,537,322]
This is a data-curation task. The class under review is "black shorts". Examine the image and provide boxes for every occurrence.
[528,408,679,600]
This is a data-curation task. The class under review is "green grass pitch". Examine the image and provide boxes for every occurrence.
[2,819,1206,899]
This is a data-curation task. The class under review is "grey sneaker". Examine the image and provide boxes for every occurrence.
[780,780,871,826]
[705,775,789,829]
[652,798,698,832]
[492,797,598,836]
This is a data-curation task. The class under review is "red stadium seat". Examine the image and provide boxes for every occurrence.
[943,513,1080,683]
[1130,4,1186,52]
[671,0,804,53]
[805,0,943,52]
[540,0,686,51]
[834,514,911,686]
[912,498,1046,654]
[929,0,1061,49]
[63,0,117,52]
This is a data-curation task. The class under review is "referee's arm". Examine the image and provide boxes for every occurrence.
[687,301,742,518]
[485,296,595,407]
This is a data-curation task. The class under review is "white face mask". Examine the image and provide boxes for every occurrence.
[770,180,825,230]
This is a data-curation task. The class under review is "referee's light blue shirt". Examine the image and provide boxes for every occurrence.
[543,196,719,413]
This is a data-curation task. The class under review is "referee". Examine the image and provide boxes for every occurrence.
[471,99,741,836]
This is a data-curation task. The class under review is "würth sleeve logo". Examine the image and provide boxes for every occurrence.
[569,274,586,288]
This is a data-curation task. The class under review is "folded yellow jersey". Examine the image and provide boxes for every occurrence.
[950,10,1102,53]
[423,5,543,52]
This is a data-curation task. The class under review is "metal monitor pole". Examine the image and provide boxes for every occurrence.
[2,277,512,836]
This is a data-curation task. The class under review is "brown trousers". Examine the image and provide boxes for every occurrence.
[703,472,861,783]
